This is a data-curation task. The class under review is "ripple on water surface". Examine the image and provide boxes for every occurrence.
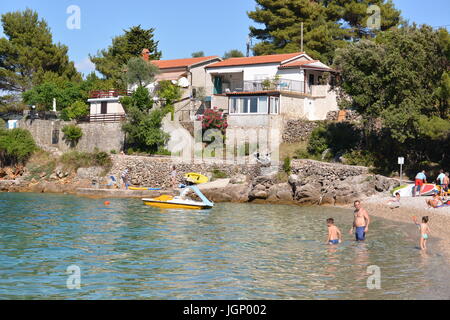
[0,193,448,299]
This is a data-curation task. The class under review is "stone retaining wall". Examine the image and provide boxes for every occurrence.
[18,119,125,153]
[282,119,322,143]
[108,155,261,189]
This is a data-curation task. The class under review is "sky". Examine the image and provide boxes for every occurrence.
[0,0,449,76]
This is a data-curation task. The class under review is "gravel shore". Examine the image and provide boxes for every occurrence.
[341,194,450,259]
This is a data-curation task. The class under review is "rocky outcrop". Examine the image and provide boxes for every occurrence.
[287,160,399,205]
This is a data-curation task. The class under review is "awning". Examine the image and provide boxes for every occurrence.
[155,71,188,81]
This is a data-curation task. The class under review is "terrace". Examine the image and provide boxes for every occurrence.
[89,90,132,99]
[211,79,312,96]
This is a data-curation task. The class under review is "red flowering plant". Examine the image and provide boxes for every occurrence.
[201,107,228,135]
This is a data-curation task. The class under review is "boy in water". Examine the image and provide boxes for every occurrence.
[326,218,342,245]
[413,216,431,250]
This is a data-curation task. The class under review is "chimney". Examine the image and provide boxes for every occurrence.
[141,48,150,61]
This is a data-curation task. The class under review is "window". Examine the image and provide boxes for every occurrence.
[229,96,269,114]
[270,97,279,114]
[258,97,268,114]
[249,97,258,113]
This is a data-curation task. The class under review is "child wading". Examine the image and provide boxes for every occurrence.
[413,216,431,250]
[326,218,342,245]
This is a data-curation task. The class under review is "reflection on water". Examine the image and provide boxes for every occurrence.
[0,193,448,299]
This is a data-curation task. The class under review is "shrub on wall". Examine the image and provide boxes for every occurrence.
[62,124,83,147]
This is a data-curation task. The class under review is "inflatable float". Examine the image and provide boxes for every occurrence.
[391,183,438,197]
[184,172,209,184]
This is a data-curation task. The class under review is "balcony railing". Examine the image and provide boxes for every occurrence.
[214,79,311,95]
[89,90,131,99]
[77,113,126,123]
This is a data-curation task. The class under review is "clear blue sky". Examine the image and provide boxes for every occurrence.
[0,0,449,76]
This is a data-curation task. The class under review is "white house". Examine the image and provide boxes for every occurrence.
[86,90,128,122]
[147,52,222,121]
[204,52,339,132]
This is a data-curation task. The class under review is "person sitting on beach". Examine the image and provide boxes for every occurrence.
[386,192,401,209]
[349,200,370,241]
[326,218,342,245]
[413,216,431,250]
[425,192,443,209]
[413,170,427,197]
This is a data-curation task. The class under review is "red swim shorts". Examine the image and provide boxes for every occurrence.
[415,179,424,186]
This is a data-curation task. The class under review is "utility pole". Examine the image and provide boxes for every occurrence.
[301,22,304,52]
[246,35,252,57]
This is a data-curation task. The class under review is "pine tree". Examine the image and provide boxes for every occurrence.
[90,25,161,88]
[0,9,81,93]
[248,0,401,63]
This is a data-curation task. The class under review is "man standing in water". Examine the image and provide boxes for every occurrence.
[349,200,370,241]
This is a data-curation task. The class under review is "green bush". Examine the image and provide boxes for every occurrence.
[283,156,291,174]
[110,149,117,154]
[307,125,329,156]
[211,168,228,180]
[62,124,83,146]
[59,150,112,172]
[342,150,376,167]
[60,100,89,121]
[0,128,37,166]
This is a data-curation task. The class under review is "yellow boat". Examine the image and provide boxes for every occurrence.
[142,186,214,210]
[184,172,209,184]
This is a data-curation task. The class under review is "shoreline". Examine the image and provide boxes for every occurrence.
[335,195,450,261]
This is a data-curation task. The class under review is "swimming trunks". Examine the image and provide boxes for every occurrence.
[355,226,366,241]
[422,234,428,240]
[329,239,339,245]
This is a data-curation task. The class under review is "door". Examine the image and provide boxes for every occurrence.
[100,101,108,114]
[308,74,315,94]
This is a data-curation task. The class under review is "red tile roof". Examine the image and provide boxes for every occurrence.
[151,56,220,69]
[206,52,304,68]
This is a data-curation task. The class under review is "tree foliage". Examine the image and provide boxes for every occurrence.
[223,49,245,59]
[60,100,89,121]
[0,9,80,94]
[22,72,115,111]
[191,51,205,58]
[120,85,175,154]
[332,25,450,173]
[124,57,160,88]
[248,0,401,63]
[90,25,161,88]
[0,128,36,166]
